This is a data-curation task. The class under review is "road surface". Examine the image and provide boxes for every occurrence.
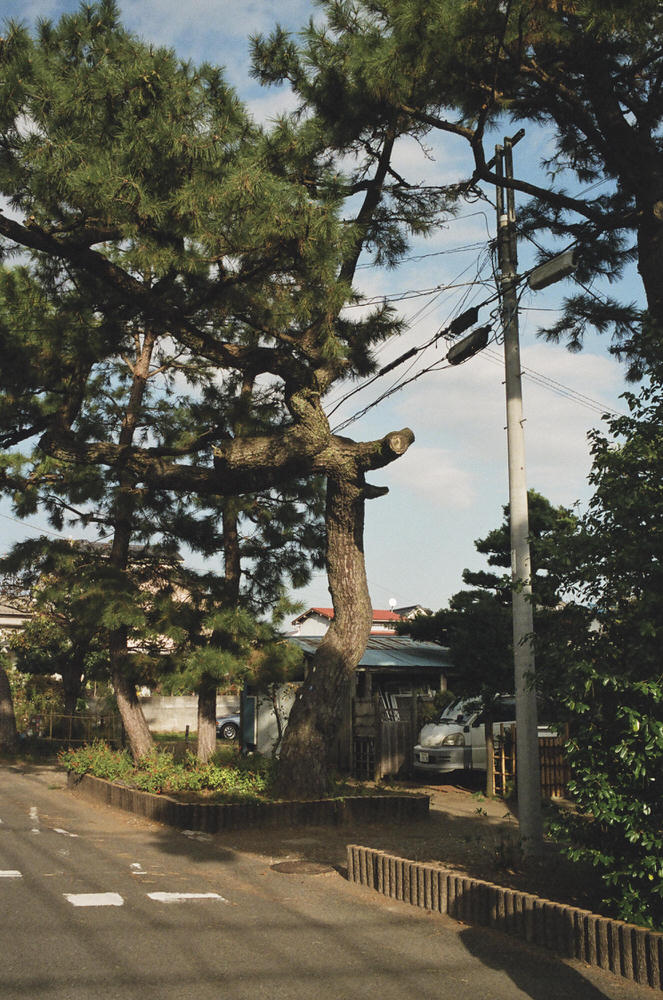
[0,763,653,1000]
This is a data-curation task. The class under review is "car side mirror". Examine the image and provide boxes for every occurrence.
[463,725,470,733]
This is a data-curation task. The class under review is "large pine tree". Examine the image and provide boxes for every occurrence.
[0,3,454,788]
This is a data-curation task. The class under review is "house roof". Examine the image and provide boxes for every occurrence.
[290,635,452,671]
[0,601,32,629]
[292,606,404,625]
[0,602,26,616]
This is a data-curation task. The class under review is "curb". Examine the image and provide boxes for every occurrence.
[67,772,429,831]
[346,845,663,990]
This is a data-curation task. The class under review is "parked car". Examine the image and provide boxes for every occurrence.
[413,697,554,776]
[216,714,240,741]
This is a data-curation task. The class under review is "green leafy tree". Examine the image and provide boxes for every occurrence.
[539,348,663,929]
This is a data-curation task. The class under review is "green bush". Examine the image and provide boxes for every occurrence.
[59,741,276,800]
[60,740,134,781]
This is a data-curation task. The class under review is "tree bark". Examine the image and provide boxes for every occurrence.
[0,662,18,753]
[196,676,218,763]
[275,473,375,798]
[111,629,153,759]
[276,427,414,798]
[107,330,156,760]
[62,659,84,722]
[637,196,663,341]
[197,499,243,763]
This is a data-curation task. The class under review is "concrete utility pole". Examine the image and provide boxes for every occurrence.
[495,134,543,856]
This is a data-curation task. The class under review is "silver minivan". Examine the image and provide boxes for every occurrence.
[413,696,551,775]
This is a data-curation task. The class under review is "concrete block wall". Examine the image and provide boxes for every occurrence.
[138,695,239,733]
[347,845,663,991]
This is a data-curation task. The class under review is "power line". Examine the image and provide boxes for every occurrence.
[0,510,66,540]
[478,348,625,418]
[342,277,494,308]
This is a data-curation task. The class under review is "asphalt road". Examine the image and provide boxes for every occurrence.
[0,763,654,1000]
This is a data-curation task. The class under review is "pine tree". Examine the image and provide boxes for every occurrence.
[0,3,429,787]
[0,538,110,723]
[252,0,663,371]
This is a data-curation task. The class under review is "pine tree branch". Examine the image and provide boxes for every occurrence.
[0,212,310,381]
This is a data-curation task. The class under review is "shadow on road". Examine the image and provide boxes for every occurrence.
[460,923,629,1000]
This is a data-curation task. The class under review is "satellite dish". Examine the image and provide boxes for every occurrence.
[388,598,397,610]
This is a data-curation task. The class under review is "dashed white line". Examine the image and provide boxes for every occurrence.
[53,828,79,838]
[0,871,22,879]
[64,892,124,907]
[147,892,228,904]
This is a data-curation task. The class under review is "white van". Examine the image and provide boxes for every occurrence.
[413,696,552,776]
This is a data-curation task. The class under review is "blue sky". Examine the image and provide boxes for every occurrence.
[0,1,636,616]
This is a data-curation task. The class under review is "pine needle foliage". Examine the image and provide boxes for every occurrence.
[254,0,663,370]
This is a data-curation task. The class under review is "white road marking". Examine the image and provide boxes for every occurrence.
[64,892,124,907]
[0,870,22,878]
[30,828,40,834]
[147,892,228,904]
[130,863,147,874]
[53,828,79,838]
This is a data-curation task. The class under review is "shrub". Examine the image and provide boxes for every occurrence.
[59,741,276,800]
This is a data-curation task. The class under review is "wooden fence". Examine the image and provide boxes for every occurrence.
[19,713,123,746]
[494,724,570,799]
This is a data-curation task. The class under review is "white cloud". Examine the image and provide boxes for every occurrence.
[383,445,475,509]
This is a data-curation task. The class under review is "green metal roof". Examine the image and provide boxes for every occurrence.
[289,635,453,671]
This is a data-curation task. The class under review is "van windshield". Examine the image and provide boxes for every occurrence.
[439,702,470,725]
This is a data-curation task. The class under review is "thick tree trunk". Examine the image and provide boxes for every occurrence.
[197,499,243,763]
[637,198,663,342]
[0,663,18,753]
[62,661,84,722]
[276,473,374,798]
[112,639,153,760]
[197,677,217,763]
[108,331,156,760]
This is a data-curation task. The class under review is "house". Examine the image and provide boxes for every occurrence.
[0,601,32,649]
[244,607,453,778]
[289,604,427,637]
[289,633,452,711]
